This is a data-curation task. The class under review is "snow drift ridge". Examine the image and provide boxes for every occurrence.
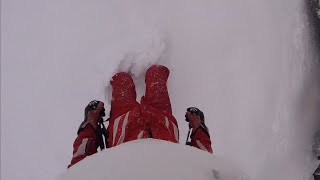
[58,139,250,180]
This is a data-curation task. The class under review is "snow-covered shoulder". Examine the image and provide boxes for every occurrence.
[58,139,250,180]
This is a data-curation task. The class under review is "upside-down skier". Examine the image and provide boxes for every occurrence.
[68,65,213,168]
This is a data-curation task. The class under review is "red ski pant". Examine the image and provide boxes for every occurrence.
[107,65,179,148]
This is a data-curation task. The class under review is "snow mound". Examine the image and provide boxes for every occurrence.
[58,139,250,180]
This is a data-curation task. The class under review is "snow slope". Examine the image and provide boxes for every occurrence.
[1,0,320,180]
[58,139,250,180]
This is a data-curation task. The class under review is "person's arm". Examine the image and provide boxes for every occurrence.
[68,100,105,168]
[68,123,98,168]
[186,110,213,153]
[190,124,213,153]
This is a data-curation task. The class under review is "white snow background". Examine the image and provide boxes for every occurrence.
[1,0,320,180]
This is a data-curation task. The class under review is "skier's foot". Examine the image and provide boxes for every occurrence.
[110,72,138,117]
[144,65,172,113]
[145,65,170,83]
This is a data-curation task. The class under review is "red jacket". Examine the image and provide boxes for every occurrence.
[68,124,98,168]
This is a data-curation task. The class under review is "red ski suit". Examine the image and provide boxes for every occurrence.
[68,65,212,168]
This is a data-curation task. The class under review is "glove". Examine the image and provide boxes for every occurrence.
[186,112,200,129]
[77,100,105,134]
[185,107,209,137]
[185,107,205,129]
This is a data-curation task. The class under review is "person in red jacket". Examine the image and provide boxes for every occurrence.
[68,65,212,168]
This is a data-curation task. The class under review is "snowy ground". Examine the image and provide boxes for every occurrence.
[1,0,320,180]
[58,139,250,180]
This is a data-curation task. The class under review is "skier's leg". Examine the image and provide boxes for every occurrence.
[144,65,172,114]
[109,72,138,118]
[108,72,147,147]
[143,65,179,143]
